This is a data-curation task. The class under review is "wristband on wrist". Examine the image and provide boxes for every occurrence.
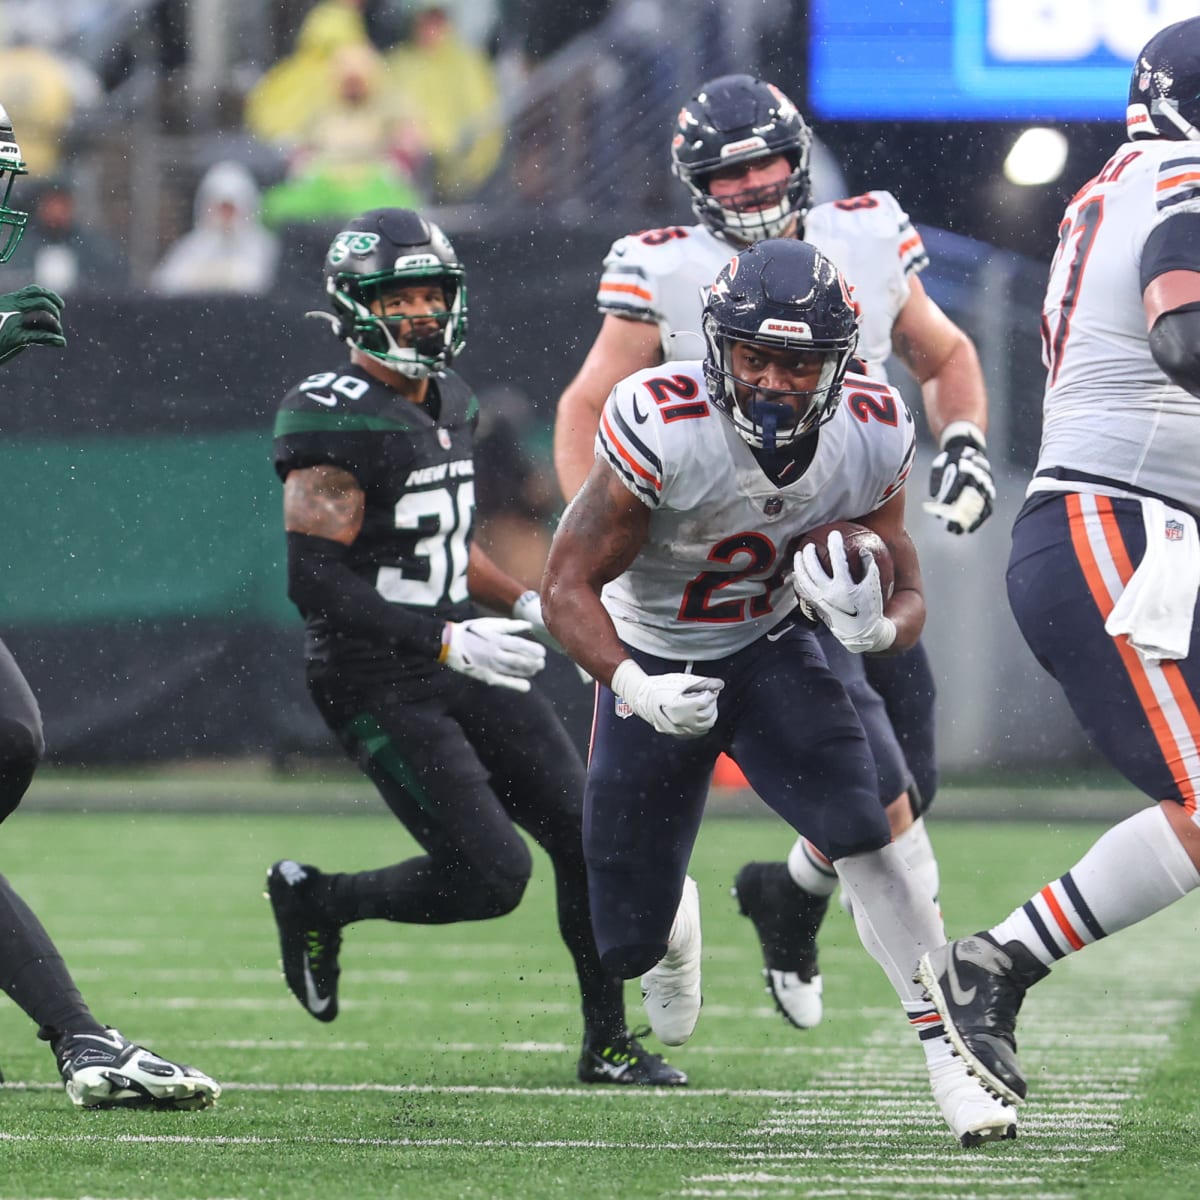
[938,420,986,450]
[438,623,453,664]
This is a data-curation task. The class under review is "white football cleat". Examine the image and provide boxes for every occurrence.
[927,1047,1017,1147]
[765,968,823,1030]
[640,875,702,1046]
[55,1028,220,1110]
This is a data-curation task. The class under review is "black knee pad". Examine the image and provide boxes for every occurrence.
[601,943,667,980]
[0,717,43,824]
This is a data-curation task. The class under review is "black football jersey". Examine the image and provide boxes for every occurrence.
[274,362,480,678]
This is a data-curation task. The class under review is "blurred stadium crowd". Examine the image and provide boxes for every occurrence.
[0,0,807,293]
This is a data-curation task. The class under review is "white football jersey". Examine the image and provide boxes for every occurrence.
[595,360,916,659]
[1033,140,1200,510]
[596,191,928,379]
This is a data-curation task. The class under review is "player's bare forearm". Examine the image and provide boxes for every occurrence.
[914,333,987,440]
[542,464,650,685]
[891,277,988,440]
[553,383,602,502]
[554,314,664,501]
[466,543,526,612]
[283,465,365,544]
[860,492,926,654]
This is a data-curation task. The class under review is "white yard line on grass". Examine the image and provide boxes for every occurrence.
[679,898,1200,1199]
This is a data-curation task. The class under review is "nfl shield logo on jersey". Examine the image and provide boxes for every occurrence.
[763,497,783,517]
[1166,519,1185,542]
[437,429,451,450]
[615,696,634,720]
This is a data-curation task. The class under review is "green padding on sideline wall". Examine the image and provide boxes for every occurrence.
[0,432,295,626]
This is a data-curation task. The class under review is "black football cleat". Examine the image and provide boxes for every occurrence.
[914,932,1050,1107]
[578,1028,687,1086]
[266,860,343,1022]
[733,861,829,1029]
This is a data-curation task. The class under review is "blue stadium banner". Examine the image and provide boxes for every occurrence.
[809,0,1195,120]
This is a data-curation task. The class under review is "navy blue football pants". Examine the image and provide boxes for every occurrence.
[1009,492,1200,809]
[584,624,891,978]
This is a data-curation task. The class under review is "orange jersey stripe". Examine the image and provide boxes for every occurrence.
[598,281,653,302]
[600,409,661,490]
[1067,495,1200,809]
[898,234,923,257]
[1040,884,1085,950]
[1156,171,1200,192]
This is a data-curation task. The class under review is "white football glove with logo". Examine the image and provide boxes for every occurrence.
[924,420,996,535]
[610,660,724,738]
[792,530,896,654]
[440,618,546,691]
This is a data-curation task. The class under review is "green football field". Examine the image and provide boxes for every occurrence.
[1,808,1199,1200]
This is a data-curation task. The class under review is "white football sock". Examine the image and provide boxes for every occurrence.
[835,842,945,1005]
[990,805,1200,968]
[786,836,839,897]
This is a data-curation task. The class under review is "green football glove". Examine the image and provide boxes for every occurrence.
[0,284,66,365]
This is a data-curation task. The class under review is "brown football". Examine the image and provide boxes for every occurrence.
[796,520,895,601]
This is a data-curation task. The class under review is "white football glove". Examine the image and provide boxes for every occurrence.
[610,660,724,738]
[792,530,896,655]
[511,589,561,651]
[923,420,995,535]
[511,589,591,683]
[440,618,546,692]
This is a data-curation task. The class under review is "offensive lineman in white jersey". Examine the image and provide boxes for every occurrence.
[916,16,1200,1115]
[542,238,1016,1146]
[553,74,995,1030]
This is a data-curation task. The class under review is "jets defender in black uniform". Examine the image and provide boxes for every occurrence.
[266,207,684,1086]
[0,102,219,1109]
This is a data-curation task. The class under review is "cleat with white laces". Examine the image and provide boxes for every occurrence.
[927,1047,1018,1147]
[53,1028,220,1110]
[640,875,702,1046]
[733,861,827,1029]
[267,859,343,1022]
[577,1028,688,1086]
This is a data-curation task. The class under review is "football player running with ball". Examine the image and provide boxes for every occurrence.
[266,208,684,1087]
[916,15,1200,1115]
[0,102,219,1110]
[553,74,994,1033]
[542,237,1015,1146]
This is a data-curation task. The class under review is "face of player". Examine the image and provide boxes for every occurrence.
[706,154,794,218]
[729,340,825,417]
[370,282,448,347]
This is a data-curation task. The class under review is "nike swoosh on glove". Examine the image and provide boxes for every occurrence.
[610,660,724,738]
[792,530,896,654]
[924,421,995,535]
[440,618,546,691]
[0,284,66,365]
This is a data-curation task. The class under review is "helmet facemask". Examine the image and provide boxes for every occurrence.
[671,75,813,246]
[704,325,854,451]
[0,118,29,263]
[701,239,860,452]
[687,156,810,245]
[329,265,467,379]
